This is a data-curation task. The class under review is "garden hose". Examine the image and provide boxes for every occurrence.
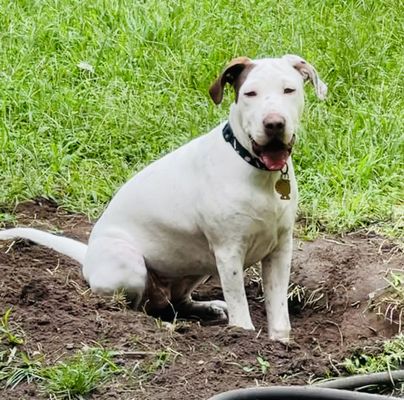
[207,386,400,400]
[314,370,404,390]
[208,370,404,400]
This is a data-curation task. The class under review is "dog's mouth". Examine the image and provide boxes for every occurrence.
[250,135,295,171]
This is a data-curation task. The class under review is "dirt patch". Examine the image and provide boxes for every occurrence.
[0,199,403,399]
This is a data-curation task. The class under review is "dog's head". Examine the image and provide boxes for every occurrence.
[209,55,327,170]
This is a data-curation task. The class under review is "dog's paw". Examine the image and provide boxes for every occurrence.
[207,300,228,320]
[271,336,290,344]
[229,320,255,331]
[241,322,256,331]
[208,305,227,320]
[269,329,291,343]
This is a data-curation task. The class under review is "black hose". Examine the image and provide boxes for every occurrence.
[207,386,400,400]
[208,370,404,399]
[315,370,404,390]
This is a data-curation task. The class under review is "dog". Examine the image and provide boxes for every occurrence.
[0,55,326,342]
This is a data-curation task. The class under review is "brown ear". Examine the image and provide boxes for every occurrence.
[282,54,327,100]
[209,57,254,105]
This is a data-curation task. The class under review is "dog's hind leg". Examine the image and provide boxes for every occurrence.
[83,236,147,308]
[171,277,228,322]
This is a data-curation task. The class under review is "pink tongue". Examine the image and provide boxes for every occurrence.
[260,150,289,171]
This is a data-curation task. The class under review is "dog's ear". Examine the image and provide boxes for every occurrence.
[209,57,254,105]
[282,55,327,100]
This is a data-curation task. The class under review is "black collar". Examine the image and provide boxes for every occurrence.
[222,123,270,171]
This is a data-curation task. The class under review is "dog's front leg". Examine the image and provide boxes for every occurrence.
[261,234,292,342]
[215,248,255,330]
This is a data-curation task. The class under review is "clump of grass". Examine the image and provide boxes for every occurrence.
[343,334,404,375]
[256,356,270,375]
[0,308,41,389]
[288,282,326,310]
[248,269,327,311]
[0,213,16,226]
[369,271,404,330]
[0,309,180,397]
[0,311,122,399]
[0,308,24,346]
[230,354,271,377]
[40,347,122,399]
[1,344,122,398]
[0,349,44,389]
[138,347,180,380]
[110,288,131,310]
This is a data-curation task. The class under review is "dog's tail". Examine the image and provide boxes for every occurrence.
[0,228,87,264]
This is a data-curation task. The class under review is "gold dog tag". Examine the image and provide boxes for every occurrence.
[275,177,291,200]
[275,165,291,200]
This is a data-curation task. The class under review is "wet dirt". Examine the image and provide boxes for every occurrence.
[0,199,402,399]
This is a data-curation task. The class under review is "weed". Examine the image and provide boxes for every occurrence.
[256,356,270,375]
[241,364,255,373]
[140,348,180,378]
[153,315,186,334]
[0,308,24,346]
[232,355,271,377]
[343,334,404,375]
[0,310,177,398]
[288,282,326,310]
[0,213,15,226]
[1,344,124,398]
[110,289,131,310]
[40,347,122,399]
[0,349,44,389]
[0,308,37,389]
[369,271,404,330]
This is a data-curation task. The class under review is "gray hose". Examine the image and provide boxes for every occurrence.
[207,386,400,400]
[315,370,404,390]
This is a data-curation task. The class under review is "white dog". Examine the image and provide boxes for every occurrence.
[0,55,326,342]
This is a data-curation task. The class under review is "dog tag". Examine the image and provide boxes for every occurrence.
[275,176,291,200]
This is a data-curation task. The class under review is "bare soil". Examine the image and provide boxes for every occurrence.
[0,199,403,399]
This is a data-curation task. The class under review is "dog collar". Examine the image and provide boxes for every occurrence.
[222,123,292,200]
[222,123,270,171]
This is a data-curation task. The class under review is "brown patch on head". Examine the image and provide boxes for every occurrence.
[209,57,255,105]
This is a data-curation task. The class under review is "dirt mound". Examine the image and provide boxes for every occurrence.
[0,199,402,399]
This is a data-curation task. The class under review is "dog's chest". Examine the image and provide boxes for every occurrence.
[237,197,291,264]
[202,184,294,265]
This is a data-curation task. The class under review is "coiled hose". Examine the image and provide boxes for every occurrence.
[208,370,404,399]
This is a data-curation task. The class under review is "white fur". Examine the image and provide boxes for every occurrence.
[0,56,326,341]
[235,58,304,148]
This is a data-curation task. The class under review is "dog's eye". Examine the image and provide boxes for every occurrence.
[284,88,296,94]
[244,91,257,97]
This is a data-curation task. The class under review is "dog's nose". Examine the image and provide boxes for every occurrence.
[263,114,285,138]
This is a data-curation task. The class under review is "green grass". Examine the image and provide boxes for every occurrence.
[0,308,42,389]
[0,309,181,398]
[315,335,404,394]
[40,347,122,398]
[1,344,179,399]
[229,354,271,377]
[0,0,402,235]
[343,334,404,375]
[0,308,24,346]
[1,346,122,398]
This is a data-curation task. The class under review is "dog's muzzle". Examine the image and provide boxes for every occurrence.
[250,134,296,171]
